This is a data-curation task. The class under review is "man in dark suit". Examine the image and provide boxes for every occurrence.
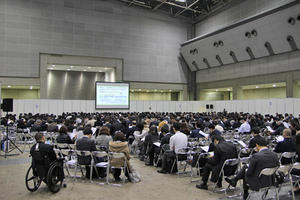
[190,121,204,139]
[271,119,285,135]
[76,127,99,178]
[274,128,296,165]
[225,137,279,200]
[248,127,264,149]
[196,134,238,190]
[30,132,57,180]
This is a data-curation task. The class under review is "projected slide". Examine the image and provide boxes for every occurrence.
[95,82,129,109]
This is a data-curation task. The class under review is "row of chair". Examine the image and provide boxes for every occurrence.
[53,145,129,186]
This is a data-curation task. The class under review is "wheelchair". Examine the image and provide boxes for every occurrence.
[25,152,65,193]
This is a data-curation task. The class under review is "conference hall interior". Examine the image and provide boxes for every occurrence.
[1,0,300,200]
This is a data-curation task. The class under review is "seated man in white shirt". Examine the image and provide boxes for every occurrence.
[157,122,188,174]
[238,118,251,134]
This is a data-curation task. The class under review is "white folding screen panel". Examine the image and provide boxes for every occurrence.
[156,101,163,112]
[293,98,300,116]
[57,100,64,115]
[241,100,249,113]
[285,99,294,115]
[161,101,169,112]
[275,99,285,115]
[268,99,277,115]
[11,98,300,115]
[169,101,176,112]
[39,99,48,114]
[86,100,94,113]
[80,100,87,112]
[136,101,143,112]
[150,101,157,112]
[130,101,136,112]
[72,100,80,112]
[48,100,59,115]
[63,100,72,113]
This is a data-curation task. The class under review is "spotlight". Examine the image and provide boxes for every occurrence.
[288,17,296,25]
[218,40,223,46]
[213,42,219,47]
[251,29,257,37]
[245,32,251,38]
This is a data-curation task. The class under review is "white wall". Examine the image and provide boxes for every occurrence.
[11,98,300,117]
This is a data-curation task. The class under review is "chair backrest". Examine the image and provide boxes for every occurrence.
[68,144,76,150]
[76,150,92,157]
[224,158,240,166]
[161,144,170,151]
[291,162,300,170]
[240,156,251,164]
[110,152,125,159]
[281,152,296,159]
[92,151,108,158]
[56,143,69,149]
[277,164,292,176]
[259,167,278,177]
[177,147,190,155]
[60,149,73,156]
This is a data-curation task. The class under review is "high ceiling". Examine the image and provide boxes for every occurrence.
[116,0,234,20]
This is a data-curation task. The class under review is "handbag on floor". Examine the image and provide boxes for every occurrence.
[129,169,141,183]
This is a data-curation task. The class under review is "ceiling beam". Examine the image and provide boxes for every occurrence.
[175,0,201,17]
[153,0,167,11]
[120,0,152,9]
[156,0,202,14]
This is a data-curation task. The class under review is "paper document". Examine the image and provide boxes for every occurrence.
[91,127,97,135]
[276,136,284,142]
[201,146,209,152]
[283,122,290,128]
[68,132,76,140]
[153,142,161,147]
[199,131,209,138]
[266,126,274,133]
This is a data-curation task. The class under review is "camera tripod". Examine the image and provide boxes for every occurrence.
[1,112,23,158]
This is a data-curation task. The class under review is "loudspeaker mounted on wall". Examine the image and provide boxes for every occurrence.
[1,98,13,112]
[288,17,296,25]
[210,104,213,109]
[206,104,209,109]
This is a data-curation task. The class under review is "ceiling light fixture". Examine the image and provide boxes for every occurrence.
[29,86,33,90]
[52,65,55,67]
[67,69,71,71]
[273,84,276,87]
[70,66,73,68]
[227,88,230,91]
[48,67,54,70]
[7,85,11,88]
[216,89,218,92]
[256,86,259,88]
[84,69,87,71]
[88,67,91,69]
[138,89,141,91]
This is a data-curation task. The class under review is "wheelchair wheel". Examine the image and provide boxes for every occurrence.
[25,165,41,192]
[47,162,63,193]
